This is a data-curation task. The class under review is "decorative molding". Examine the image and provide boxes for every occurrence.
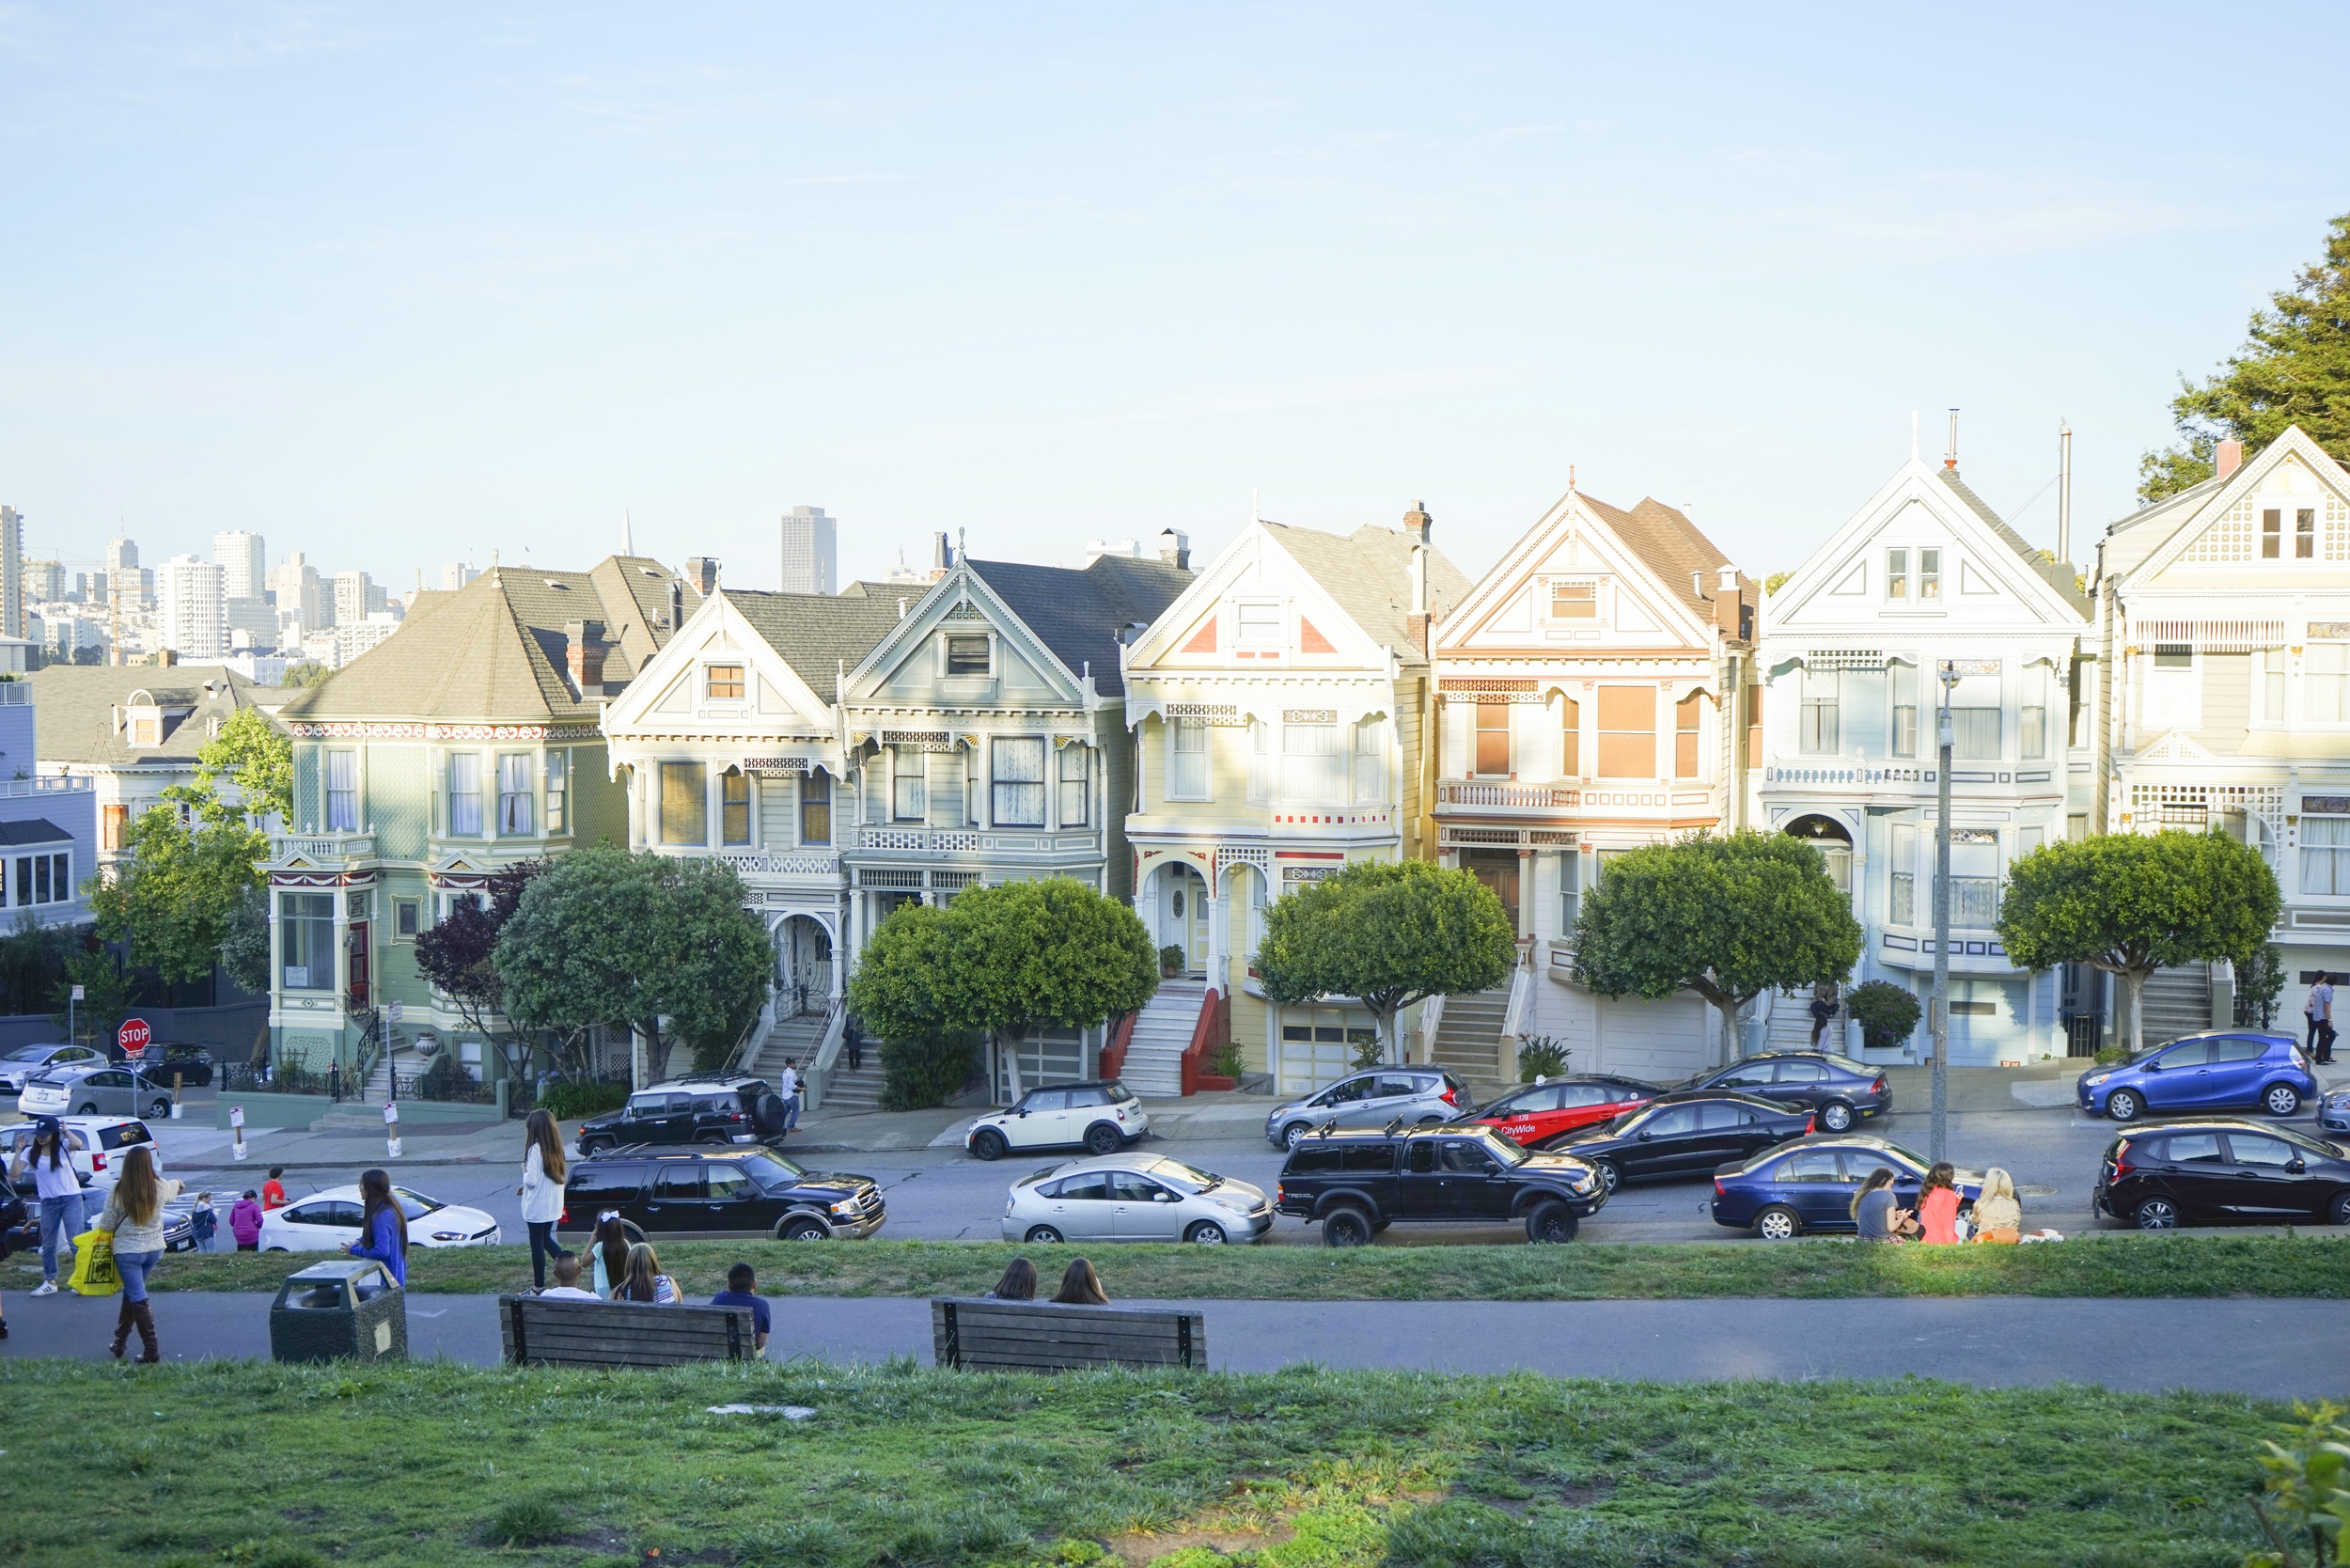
[1282,709,1337,724]
[283,721,602,742]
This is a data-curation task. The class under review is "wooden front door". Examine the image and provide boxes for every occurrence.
[1461,850,1521,935]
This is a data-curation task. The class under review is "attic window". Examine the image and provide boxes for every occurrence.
[706,664,745,700]
[945,635,990,676]
[545,579,569,589]
[1234,603,1282,645]
[130,714,160,746]
[1549,582,1597,619]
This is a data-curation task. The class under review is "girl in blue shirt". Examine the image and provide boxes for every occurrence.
[343,1168,408,1286]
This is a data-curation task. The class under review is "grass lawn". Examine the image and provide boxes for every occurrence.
[0,1357,2282,1568]
[19,1232,2345,1301]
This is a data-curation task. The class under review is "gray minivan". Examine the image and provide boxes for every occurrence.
[1264,1069,1476,1150]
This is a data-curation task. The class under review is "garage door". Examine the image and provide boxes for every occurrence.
[1594,996,1711,1082]
[1277,1007,1376,1096]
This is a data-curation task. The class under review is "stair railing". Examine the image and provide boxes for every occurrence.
[1497,949,1537,1081]
[1416,994,1447,1065]
[801,1000,850,1110]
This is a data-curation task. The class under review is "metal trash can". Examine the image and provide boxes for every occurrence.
[269,1259,409,1364]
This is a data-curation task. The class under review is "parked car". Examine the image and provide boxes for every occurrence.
[0,1116,162,1191]
[574,1074,789,1154]
[1004,1152,1272,1245]
[1472,1075,1663,1151]
[556,1146,885,1243]
[1710,1135,1983,1239]
[139,1043,215,1088]
[1274,1124,1606,1245]
[1263,1069,1476,1151]
[1666,1052,1889,1131]
[1546,1091,1815,1192]
[258,1184,503,1251]
[0,1043,106,1095]
[18,1063,175,1121]
[2076,1032,2316,1122]
[966,1080,1150,1161]
[2092,1119,2350,1229]
[2322,1089,2350,1137]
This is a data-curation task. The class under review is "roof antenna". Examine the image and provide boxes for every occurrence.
[622,510,634,556]
[2057,418,2074,563]
[1910,410,1919,462]
[1945,408,1960,471]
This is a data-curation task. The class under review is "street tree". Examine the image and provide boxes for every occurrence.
[414,860,546,1078]
[1255,859,1514,1064]
[167,708,293,828]
[846,877,1157,1098]
[85,808,268,986]
[1571,832,1862,1065]
[282,661,333,689]
[2139,210,2350,500]
[1998,830,2280,1054]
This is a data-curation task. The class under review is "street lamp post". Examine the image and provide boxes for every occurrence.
[1930,659,1958,1164]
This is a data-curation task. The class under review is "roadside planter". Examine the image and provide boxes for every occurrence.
[269,1258,408,1364]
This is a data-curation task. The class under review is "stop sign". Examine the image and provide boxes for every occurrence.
[118,1018,151,1058]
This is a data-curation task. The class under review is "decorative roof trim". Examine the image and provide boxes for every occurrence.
[283,722,603,741]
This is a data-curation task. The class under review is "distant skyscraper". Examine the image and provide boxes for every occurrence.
[105,536,138,572]
[0,506,21,639]
[780,506,838,595]
[157,554,227,659]
[211,530,267,601]
[441,562,479,591]
[273,552,326,630]
[333,571,376,628]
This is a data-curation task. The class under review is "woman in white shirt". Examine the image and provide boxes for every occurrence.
[11,1120,86,1297]
[515,1109,569,1290]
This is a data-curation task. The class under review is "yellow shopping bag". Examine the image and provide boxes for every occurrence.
[66,1229,119,1297]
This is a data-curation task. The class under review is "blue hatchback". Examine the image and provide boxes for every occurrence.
[2075,1031,2315,1123]
[1711,1135,1982,1240]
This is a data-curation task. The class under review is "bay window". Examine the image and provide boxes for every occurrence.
[447,753,481,836]
[1167,719,1209,801]
[326,750,358,833]
[498,753,535,835]
[993,737,1046,826]
[1281,719,1342,803]
[659,761,707,844]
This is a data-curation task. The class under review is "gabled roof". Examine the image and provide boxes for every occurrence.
[717,584,908,703]
[964,555,1194,696]
[31,666,286,767]
[1935,469,2043,565]
[1574,494,1731,622]
[276,557,701,724]
[1261,523,1471,666]
[2112,426,2350,585]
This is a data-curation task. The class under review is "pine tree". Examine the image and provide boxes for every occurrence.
[2139,211,2350,500]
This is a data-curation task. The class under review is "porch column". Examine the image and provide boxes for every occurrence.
[1516,848,1535,936]
[1205,862,1228,994]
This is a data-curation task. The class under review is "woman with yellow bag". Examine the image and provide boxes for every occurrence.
[92,1146,180,1362]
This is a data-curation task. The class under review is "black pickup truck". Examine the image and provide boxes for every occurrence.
[1273,1123,1606,1245]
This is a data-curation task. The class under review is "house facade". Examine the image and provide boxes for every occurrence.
[260,558,697,1084]
[0,682,96,932]
[1432,484,1756,1082]
[1120,509,1469,1096]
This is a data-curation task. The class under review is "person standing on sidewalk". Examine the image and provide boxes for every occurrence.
[93,1146,180,1362]
[777,1059,802,1134]
[515,1108,569,1290]
[12,1119,84,1298]
[2312,974,2338,1065]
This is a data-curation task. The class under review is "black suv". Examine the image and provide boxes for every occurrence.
[1669,1052,1890,1131]
[148,1043,214,1089]
[557,1145,885,1243]
[576,1075,788,1154]
[1274,1123,1606,1246]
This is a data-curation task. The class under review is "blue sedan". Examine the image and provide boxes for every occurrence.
[2075,1031,2315,1123]
[1711,1136,1982,1240]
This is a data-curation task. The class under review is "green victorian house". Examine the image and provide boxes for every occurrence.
[263,557,700,1094]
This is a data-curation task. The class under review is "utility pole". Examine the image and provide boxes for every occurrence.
[1931,659,1957,1163]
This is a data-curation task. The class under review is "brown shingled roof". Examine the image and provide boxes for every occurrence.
[1578,494,1737,620]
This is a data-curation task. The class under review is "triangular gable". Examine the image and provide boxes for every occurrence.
[843,565,1084,706]
[1437,488,1716,652]
[603,590,833,732]
[2134,427,2350,581]
[1126,522,1399,672]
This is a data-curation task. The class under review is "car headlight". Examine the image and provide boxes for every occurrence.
[2084,1073,2111,1087]
[430,1231,468,1242]
[828,1200,856,1215]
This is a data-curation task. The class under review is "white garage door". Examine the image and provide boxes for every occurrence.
[1277,1007,1377,1096]
[1594,996,1711,1083]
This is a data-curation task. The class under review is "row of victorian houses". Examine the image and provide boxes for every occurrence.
[243,424,2350,1105]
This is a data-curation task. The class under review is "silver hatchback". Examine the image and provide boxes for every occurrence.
[1002,1153,1273,1245]
[1264,1068,1475,1150]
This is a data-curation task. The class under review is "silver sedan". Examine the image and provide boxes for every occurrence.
[1001,1153,1274,1246]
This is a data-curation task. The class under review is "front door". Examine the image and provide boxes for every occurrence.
[2144,1128,2229,1218]
[1781,1147,1851,1227]
[643,1163,704,1231]
[1461,850,1522,936]
[346,921,370,1006]
[1438,1138,1512,1218]
[1622,1104,1699,1180]
[1161,867,1209,973]
[1009,1089,1073,1149]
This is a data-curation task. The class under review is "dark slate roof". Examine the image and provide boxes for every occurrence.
[0,818,71,846]
[964,555,1195,696]
[1936,467,2041,562]
[30,666,286,767]
[719,584,909,702]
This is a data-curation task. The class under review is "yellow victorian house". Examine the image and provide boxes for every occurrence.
[1119,507,1470,1097]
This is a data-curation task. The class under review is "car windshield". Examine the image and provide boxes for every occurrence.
[2275,1126,2345,1158]
[1149,1159,1221,1192]
[5,1046,57,1062]
[1106,1081,1136,1103]
[1470,1129,1529,1166]
[391,1189,446,1219]
[739,1152,806,1187]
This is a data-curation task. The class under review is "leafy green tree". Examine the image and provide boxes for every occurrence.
[1571,832,1862,1066]
[166,708,293,828]
[2139,211,2350,501]
[282,660,334,689]
[493,843,771,1084]
[1763,571,1794,596]
[413,860,545,1076]
[1256,859,1514,1064]
[2240,942,2289,1031]
[218,885,271,996]
[2246,1399,2350,1568]
[1998,830,2280,1054]
[85,808,268,986]
[847,878,1157,1098]
[0,915,73,1015]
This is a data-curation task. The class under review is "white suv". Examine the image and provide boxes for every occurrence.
[965,1080,1150,1161]
[0,1116,163,1191]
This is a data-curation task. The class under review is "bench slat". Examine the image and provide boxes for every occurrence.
[498,1294,749,1366]
[931,1297,1203,1372]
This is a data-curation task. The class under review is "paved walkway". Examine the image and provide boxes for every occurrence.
[4,1292,2338,1398]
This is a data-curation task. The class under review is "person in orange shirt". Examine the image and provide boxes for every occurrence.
[261,1167,288,1210]
[1918,1162,1963,1244]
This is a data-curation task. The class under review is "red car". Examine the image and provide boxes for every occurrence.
[1474,1075,1661,1149]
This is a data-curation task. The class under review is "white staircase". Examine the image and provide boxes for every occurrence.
[1122,980,1206,1097]
[818,1051,885,1112]
[2140,965,2213,1046]
[1765,989,1817,1053]
[748,1010,831,1090]
[1431,986,1510,1092]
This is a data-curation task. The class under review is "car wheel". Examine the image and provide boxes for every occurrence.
[1085,1121,1121,1156]
[697,1131,730,1145]
[2134,1196,2179,1231]
[1594,1160,1622,1195]
[971,1129,1007,1162]
[1281,1121,1311,1150]
[148,1098,172,1120]
[1183,1219,1229,1245]
[2264,1084,2303,1117]
[778,1217,829,1242]
[1753,1204,1801,1242]
[2330,1191,2350,1226]
[264,1246,290,1252]
[1321,1206,1372,1247]
[2106,1089,2143,1123]
[1024,1224,1064,1244]
[1818,1101,1855,1132]
[76,1103,97,1116]
[1525,1200,1578,1245]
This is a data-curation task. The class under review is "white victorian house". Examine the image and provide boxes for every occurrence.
[1757,453,2092,1065]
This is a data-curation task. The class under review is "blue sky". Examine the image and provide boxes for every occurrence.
[3,4,2345,595]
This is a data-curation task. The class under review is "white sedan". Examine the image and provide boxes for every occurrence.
[1002,1153,1273,1245]
[258,1184,503,1252]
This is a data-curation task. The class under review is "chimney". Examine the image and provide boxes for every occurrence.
[1158,528,1191,570]
[565,619,606,692]
[2216,439,2244,480]
[931,531,952,581]
[1407,542,1432,653]
[666,580,684,633]
[1402,501,1433,543]
[682,556,720,596]
[1691,571,1710,601]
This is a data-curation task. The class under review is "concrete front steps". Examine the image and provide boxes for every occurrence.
[1120,979,1207,1097]
[1431,987,1509,1096]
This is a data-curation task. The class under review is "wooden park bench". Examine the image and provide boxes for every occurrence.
[497,1294,758,1369]
[930,1297,1207,1372]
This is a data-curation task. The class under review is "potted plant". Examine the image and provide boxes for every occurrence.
[1845,981,1922,1056]
[1158,944,1186,978]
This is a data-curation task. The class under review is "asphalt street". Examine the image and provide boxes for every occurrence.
[3,1289,2339,1397]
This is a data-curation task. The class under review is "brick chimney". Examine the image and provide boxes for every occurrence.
[2216,440,2244,480]
[682,556,720,595]
[565,619,606,692]
[1402,500,1433,543]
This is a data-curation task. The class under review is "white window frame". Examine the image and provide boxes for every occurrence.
[325,749,359,834]
[1280,721,1342,804]
[992,736,1047,827]
[1167,718,1210,802]
[1233,602,1283,647]
[447,752,483,837]
[497,752,535,836]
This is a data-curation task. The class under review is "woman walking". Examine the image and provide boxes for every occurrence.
[515,1109,569,1290]
[11,1119,83,1297]
[341,1168,409,1286]
[94,1145,181,1362]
